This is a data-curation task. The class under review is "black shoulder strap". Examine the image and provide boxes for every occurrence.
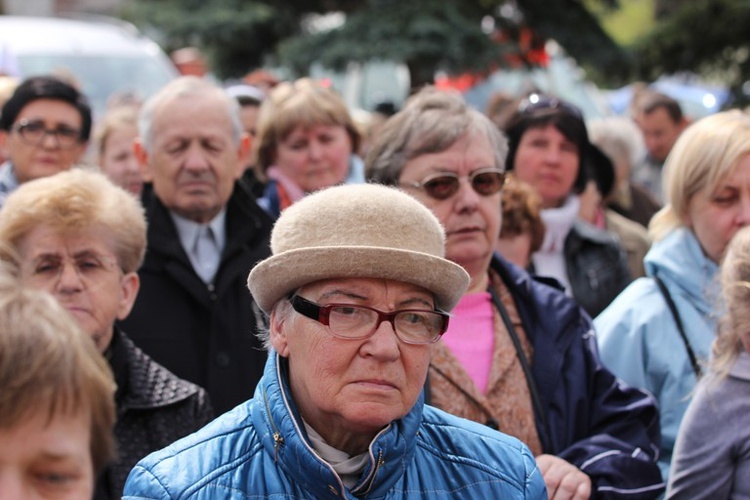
[487,285,551,451]
[653,276,702,377]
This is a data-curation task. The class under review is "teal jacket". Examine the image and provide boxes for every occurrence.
[595,227,719,480]
[124,351,546,499]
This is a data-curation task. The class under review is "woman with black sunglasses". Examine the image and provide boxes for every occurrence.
[366,86,663,499]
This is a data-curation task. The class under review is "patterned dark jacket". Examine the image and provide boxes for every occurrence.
[94,329,214,499]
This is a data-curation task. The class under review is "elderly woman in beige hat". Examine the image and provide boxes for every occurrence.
[125,183,546,498]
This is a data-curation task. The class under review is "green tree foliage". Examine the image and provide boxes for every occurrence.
[281,0,629,88]
[635,0,750,103]
[123,0,628,86]
[122,0,287,78]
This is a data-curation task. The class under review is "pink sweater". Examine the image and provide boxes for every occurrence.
[441,292,495,394]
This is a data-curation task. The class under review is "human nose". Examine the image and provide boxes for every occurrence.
[361,318,400,360]
[738,196,750,226]
[453,177,481,211]
[307,139,324,160]
[184,143,210,171]
[544,145,562,164]
[56,261,85,292]
[39,129,62,150]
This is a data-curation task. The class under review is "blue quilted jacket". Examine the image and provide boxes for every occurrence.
[124,352,546,499]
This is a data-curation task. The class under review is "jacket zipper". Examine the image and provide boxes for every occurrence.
[262,387,285,463]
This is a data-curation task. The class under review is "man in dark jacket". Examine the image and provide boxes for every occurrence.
[121,76,273,415]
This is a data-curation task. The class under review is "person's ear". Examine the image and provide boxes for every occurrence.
[133,139,153,182]
[269,306,290,357]
[116,272,141,320]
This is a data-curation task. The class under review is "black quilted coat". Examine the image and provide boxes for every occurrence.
[94,329,214,499]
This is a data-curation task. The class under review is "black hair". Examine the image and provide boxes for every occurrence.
[505,97,590,194]
[0,75,92,141]
[586,143,615,199]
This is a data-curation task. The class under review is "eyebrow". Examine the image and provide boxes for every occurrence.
[318,290,434,309]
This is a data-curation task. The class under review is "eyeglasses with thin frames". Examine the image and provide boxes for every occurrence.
[289,294,449,345]
[401,167,506,201]
[21,253,122,289]
[11,119,83,150]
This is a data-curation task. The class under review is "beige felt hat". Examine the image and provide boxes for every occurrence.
[248,183,469,313]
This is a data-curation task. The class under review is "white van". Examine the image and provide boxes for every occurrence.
[0,15,177,119]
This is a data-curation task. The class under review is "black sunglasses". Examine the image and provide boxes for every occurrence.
[517,93,583,120]
[402,168,506,200]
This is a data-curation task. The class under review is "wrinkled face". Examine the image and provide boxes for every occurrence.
[638,107,685,163]
[685,154,750,263]
[100,124,142,196]
[270,278,434,452]
[513,124,579,209]
[0,99,86,184]
[17,225,139,352]
[0,410,93,499]
[399,132,501,280]
[274,124,352,193]
[136,93,247,223]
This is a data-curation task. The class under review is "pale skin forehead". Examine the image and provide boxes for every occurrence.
[150,90,236,142]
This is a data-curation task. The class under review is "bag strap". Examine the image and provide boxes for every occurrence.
[487,285,551,451]
[653,276,702,377]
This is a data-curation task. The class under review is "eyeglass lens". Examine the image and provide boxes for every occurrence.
[14,119,81,149]
[421,170,505,200]
[290,295,447,344]
[22,254,120,287]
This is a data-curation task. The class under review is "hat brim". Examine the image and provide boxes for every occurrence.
[248,246,469,314]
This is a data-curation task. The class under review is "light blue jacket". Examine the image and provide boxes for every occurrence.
[594,227,719,481]
[124,351,546,499]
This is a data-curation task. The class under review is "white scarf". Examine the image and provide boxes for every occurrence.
[532,195,580,295]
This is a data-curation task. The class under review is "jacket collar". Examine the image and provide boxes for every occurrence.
[252,351,421,497]
[109,329,201,412]
[729,351,750,381]
[644,227,719,315]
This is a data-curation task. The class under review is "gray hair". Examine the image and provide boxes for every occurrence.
[365,86,508,185]
[587,117,645,172]
[138,76,243,153]
[257,298,295,352]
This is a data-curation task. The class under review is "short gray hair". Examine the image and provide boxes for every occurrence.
[138,76,243,153]
[365,86,508,185]
[257,298,295,352]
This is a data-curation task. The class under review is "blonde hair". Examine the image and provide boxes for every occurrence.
[712,226,750,379]
[253,78,360,179]
[0,169,146,273]
[94,105,139,162]
[649,110,750,241]
[0,265,116,472]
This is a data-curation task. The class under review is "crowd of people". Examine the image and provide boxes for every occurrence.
[0,56,748,499]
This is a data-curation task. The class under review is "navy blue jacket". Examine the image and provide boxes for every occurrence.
[494,255,664,498]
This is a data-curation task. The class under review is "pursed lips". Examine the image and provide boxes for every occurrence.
[446,226,483,236]
[354,378,398,390]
